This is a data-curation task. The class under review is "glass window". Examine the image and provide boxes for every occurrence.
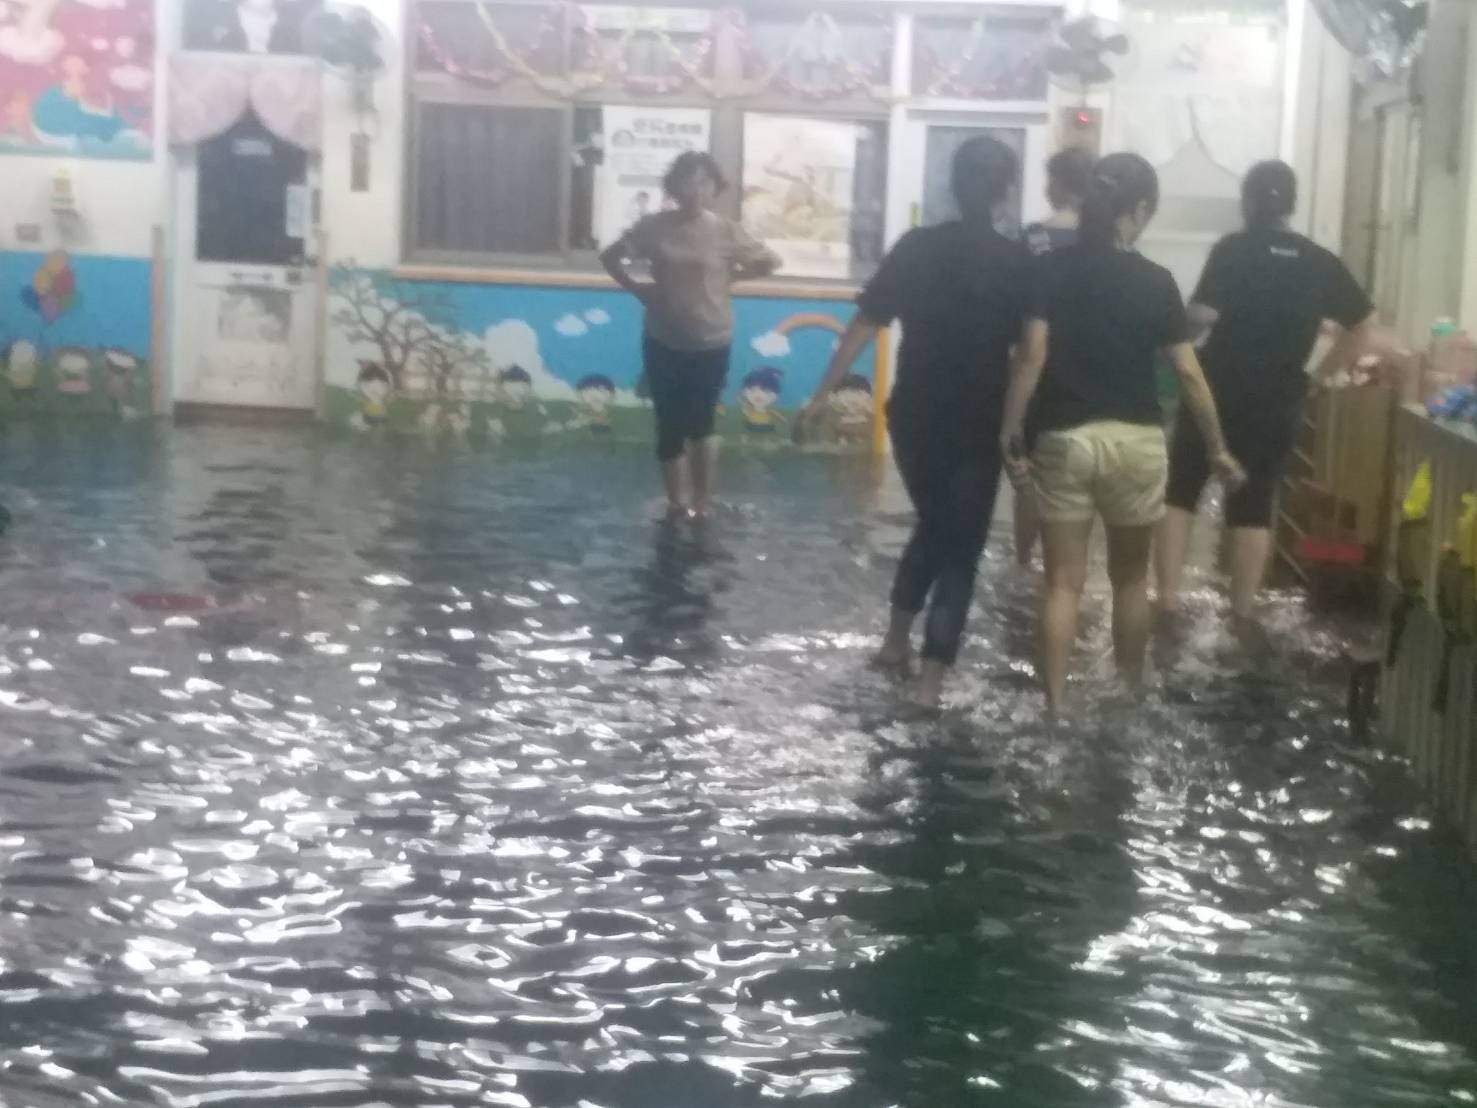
[413,103,564,256]
[913,14,1052,101]
[741,114,887,282]
[741,11,892,100]
[922,125,1026,236]
[409,101,714,262]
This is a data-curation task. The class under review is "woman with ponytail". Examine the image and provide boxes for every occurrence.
[1000,153,1244,712]
[800,136,1037,708]
[1156,160,1375,628]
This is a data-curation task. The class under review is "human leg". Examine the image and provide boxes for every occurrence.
[914,455,1003,706]
[685,347,730,516]
[1222,409,1296,620]
[645,337,692,512]
[1032,429,1101,712]
[880,432,940,669]
[1157,411,1210,610]
[1040,519,1094,712]
[1107,525,1156,688]
[1096,423,1169,687]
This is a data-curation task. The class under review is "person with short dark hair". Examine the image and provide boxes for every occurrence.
[798,136,1038,708]
[1156,160,1376,628]
[1025,147,1093,256]
[601,151,781,517]
[1001,153,1244,712]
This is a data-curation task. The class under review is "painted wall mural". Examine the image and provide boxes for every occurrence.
[0,0,155,160]
[0,251,153,418]
[325,265,877,451]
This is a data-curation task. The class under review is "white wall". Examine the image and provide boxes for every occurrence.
[1288,0,1353,250]
[319,0,406,270]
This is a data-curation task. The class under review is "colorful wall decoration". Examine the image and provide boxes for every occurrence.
[0,251,153,419]
[0,0,155,160]
[325,266,877,451]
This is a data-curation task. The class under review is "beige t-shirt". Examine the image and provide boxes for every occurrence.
[619,210,780,352]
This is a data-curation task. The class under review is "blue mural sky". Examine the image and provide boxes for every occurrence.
[332,276,876,410]
[0,252,152,357]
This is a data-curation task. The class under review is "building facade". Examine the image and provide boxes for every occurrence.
[0,0,1341,443]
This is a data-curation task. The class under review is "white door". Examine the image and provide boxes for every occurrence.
[173,113,319,410]
[900,115,1052,236]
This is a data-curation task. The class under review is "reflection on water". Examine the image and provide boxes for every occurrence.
[0,425,1473,1106]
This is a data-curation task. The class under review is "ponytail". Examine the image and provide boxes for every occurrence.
[1242,160,1296,231]
[1079,152,1160,251]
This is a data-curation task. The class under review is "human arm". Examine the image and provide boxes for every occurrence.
[1310,312,1376,389]
[599,223,656,304]
[999,318,1048,484]
[1187,303,1220,347]
[1166,341,1245,488]
[798,313,883,426]
[732,223,781,282]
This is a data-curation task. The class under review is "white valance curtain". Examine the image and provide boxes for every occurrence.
[168,55,322,152]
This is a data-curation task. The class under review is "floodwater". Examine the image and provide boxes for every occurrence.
[0,424,1475,1108]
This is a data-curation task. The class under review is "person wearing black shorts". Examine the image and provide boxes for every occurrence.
[601,152,781,517]
[797,137,1038,709]
[1156,161,1375,623]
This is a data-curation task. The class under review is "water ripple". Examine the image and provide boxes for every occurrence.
[0,426,1471,1105]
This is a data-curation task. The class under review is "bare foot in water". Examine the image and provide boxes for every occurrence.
[911,659,946,711]
[870,642,913,675]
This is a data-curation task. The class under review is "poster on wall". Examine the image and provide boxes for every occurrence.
[0,0,155,160]
[742,114,859,280]
[596,106,712,247]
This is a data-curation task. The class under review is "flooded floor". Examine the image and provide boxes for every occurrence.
[1,424,1475,1107]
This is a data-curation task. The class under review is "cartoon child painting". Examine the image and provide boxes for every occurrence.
[491,364,546,441]
[497,365,534,410]
[53,346,93,399]
[102,348,143,418]
[349,360,391,430]
[573,374,616,434]
[828,373,873,445]
[739,366,785,434]
[6,340,40,402]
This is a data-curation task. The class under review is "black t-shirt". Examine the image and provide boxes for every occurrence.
[1025,222,1078,256]
[1030,245,1189,434]
[1195,228,1373,415]
[856,223,1036,447]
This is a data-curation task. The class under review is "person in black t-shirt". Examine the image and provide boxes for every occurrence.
[1000,153,1244,713]
[1156,161,1375,624]
[1015,148,1093,570]
[1023,147,1091,258]
[799,137,1037,709]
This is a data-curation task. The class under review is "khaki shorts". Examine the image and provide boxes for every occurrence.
[1033,420,1168,528]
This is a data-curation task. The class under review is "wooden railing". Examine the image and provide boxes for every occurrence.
[1381,408,1477,851]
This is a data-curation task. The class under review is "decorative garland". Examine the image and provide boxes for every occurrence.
[568,7,720,96]
[419,2,897,104]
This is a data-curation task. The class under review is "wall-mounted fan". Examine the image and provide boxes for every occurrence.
[303,2,388,140]
[1047,15,1130,99]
